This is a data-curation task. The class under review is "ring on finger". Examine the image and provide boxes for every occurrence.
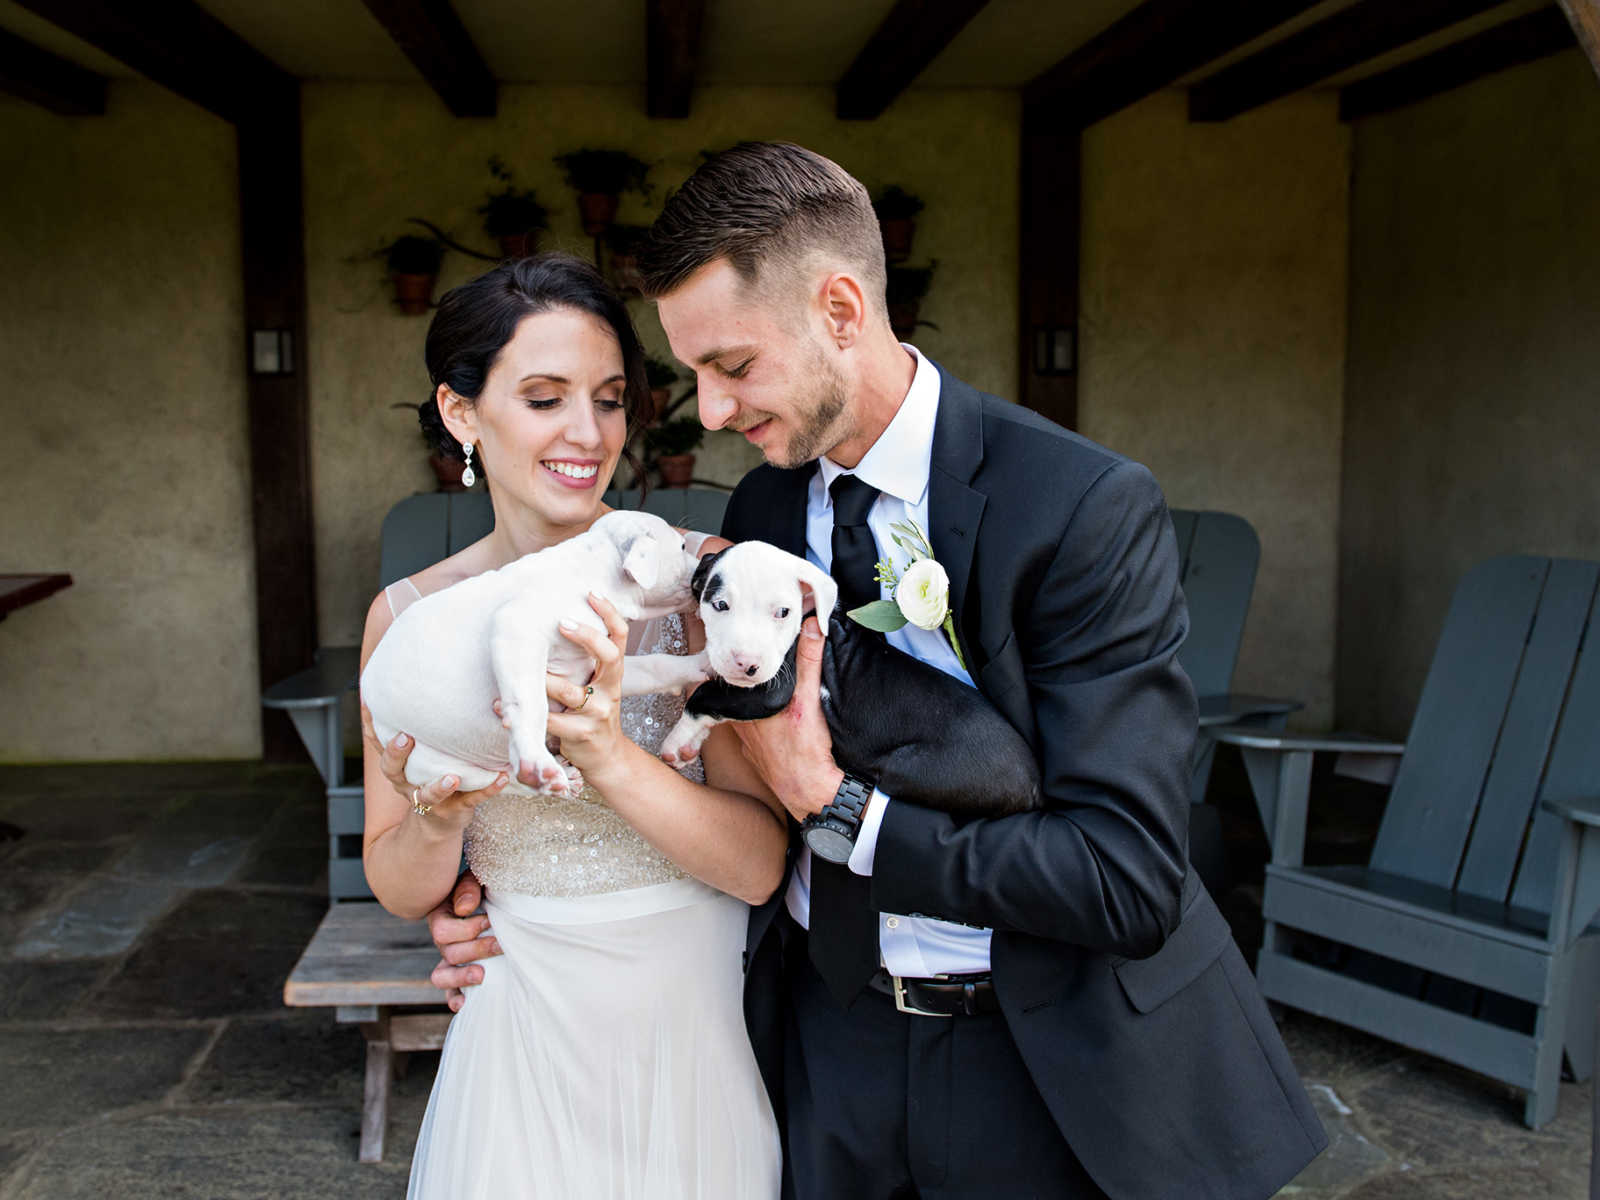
[411,787,433,818]
[574,684,595,712]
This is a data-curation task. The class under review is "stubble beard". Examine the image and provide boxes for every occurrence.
[765,352,853,470]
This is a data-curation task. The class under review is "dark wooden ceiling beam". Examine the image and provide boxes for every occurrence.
[12,0,292,122]
[0,27,105,114]
[1340,7,1575,121]
[836,0,990,120]
[359,0,496,118]
[647,0,705,118]
[1557,0,1600,79]
[1189,0,1508,123]
[1024,0,1322,130]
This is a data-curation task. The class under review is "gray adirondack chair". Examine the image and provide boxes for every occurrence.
[605,485,731,533]
[262,490,495,900]
[1211,555,1600,1128]
[1170,509,1302,804]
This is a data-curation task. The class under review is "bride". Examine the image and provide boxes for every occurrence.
[358,254,784,1199]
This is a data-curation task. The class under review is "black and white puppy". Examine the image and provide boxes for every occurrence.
[663,543,1040,817]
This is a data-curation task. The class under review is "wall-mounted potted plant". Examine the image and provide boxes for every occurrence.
[886,261,938,341]
[383,235,446,315]
[478,156,549,259]
[554,149,652,237]
[645,415,704,488]
[873,186,924,263]
[605,223,650,294]
[644,356,681,424]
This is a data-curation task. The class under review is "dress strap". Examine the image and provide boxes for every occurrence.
[384,577,424,620]
[683,529,716,555]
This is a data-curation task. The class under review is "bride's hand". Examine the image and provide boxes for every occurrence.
[361,703,509,828]
[544,593,628,777]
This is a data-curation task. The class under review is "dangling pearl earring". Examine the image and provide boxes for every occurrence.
[461,442,476,488]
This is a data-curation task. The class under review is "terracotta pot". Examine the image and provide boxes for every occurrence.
[656,453,695,488]
[648,387,670,424]
[497,232,538,258]
[578,191,620,237]
[392,272,437,315]
[429,452,467,492]
[880,217,915,263]
[888,300,920,341]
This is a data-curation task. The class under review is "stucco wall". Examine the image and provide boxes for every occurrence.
[301,83,1020,648]
[1079,92,1351,726]
[1338,50,1600,737]
[0,84,257,761]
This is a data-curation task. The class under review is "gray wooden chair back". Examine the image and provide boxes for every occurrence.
[378,491,495,587]
[1372,555,1600,920]
[605,486,731,535]
[319,491,495,901]
[1169,509,1259,700]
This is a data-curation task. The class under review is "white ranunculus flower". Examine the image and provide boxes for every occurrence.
[896,557,950,630]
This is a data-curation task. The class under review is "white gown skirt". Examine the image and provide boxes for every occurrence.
[408,877,781,1200]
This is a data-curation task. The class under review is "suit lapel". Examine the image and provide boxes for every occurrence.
[732,465,811,556]
[771,468,811,556]
[928,366,987,666]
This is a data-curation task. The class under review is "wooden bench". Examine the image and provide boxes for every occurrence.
[283,903,451,1163]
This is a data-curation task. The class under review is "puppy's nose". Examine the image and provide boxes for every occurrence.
[744,663,759,677]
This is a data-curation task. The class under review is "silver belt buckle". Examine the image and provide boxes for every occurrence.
[892,975,952,1018]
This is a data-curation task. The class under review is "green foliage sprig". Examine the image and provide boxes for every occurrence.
[644,416,704,457]
[873,186,924,221]
[382,235,445,275]
[554,149,652,198]
[645,356,681,389]
[478,156,549,238]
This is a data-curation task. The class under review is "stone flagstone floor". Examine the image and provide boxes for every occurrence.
[0,760,1591,1198]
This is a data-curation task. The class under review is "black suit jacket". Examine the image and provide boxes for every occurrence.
[724,366,1326,1200]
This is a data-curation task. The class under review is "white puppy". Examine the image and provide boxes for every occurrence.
[659,541,838,763]
[362,510,711,797]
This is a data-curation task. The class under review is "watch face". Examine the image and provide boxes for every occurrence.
[805,824,856,864]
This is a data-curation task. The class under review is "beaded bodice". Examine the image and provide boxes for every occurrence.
[464,613,704,898]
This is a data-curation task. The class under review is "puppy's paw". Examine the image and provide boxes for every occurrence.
[514,744,568,794]
[660,715,713,765]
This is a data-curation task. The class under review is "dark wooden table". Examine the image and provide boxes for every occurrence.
[0,574,72,621]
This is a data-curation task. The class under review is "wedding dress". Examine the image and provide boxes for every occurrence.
[390,574,781,1200]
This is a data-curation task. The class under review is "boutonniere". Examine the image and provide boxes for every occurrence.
[845,519,968,671]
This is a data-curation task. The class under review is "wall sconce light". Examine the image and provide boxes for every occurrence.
[1033,326,1074,376]
[250,329,295,376]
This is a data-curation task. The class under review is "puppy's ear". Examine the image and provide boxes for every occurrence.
[793,558,838,631]
[621,537,660,590]
[690,547,731,602]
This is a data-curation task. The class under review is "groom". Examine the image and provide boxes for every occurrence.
[433,143,1326,1198]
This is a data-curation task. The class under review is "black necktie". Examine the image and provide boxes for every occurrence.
[807,473,884,1006]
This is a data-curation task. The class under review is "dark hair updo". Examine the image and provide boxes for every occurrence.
[418,253,650,482]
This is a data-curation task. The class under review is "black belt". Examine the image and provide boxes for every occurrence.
[868,968,1000,1017]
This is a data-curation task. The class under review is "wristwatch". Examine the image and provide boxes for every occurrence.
[802,773,874,864]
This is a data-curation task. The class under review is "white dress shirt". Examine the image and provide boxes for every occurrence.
[783,344,994,978]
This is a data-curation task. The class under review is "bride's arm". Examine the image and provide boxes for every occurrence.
[359,593,509,920]
[548,597,787,906]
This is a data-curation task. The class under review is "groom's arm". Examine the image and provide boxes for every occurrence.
[869,460,1196,958]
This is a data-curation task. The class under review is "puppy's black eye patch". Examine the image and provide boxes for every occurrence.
[690,548,730,601]
[702,572,725,607]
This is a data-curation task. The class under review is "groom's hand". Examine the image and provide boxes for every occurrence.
[426,870,501,1012]
[734,616,844,823]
